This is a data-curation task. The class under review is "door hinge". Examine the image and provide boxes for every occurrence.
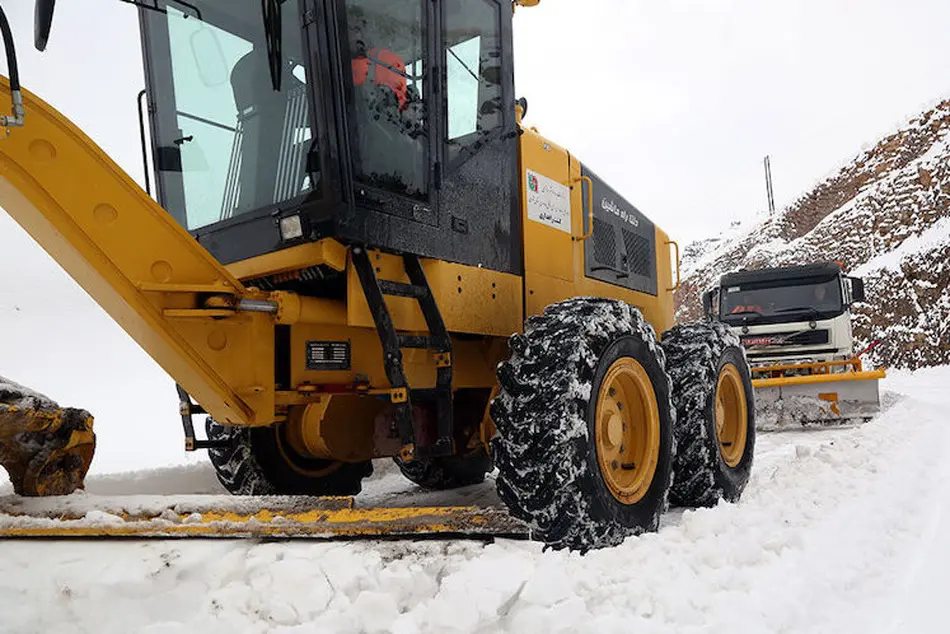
[302,9,315,26]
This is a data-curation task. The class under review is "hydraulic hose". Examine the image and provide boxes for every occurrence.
[0,6,20,92]
[0,4,24,128]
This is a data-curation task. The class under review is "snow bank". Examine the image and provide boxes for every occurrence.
[1,368,949,633]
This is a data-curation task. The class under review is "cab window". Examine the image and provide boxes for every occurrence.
[444,0,503,163]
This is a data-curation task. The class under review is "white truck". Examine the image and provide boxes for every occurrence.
[702,261,885,427]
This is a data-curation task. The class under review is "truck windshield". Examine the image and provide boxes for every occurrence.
[720,276,844,323]
[147,1,317,231]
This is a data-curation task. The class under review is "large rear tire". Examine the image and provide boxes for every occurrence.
[661,322,755,507]
[206,419,373,496]
[491,298,674,552]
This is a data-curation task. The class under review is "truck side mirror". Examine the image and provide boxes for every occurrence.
[702,290,714,320]
[35,0,56,51]
[850,277,866,303]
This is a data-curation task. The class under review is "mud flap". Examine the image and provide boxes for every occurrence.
[0,495,530,540]
[752,370,885,429]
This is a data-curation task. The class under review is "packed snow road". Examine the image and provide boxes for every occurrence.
[0,368,948,634]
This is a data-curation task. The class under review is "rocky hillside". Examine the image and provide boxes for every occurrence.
[675,99,950,370]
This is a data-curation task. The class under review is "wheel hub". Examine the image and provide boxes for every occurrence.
[594,357,660,505]
[715,363,748,468]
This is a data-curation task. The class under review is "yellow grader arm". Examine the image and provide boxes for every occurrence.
[0,77,293,500]
[0,77,278,430]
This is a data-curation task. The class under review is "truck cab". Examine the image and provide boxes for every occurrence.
[702,262,866,366]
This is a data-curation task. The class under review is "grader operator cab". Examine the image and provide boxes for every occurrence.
[0,0,756,550]
[703,262,886,428]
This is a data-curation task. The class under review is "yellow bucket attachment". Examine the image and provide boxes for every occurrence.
[0,377,96,496]
[750,358,886,429]
[0,495,530,540]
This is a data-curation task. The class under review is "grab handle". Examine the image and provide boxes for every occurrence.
[573,175,594,242]
[666,240,681,291]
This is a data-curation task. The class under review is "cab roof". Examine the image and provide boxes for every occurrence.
[719,261,842,287]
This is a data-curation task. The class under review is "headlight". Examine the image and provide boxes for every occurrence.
[279,214,304,241]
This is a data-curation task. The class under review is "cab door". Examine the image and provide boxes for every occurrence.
[436,0,520,273]
[339,0,438,227]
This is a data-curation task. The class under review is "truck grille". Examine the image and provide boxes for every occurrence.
[741,329,830,348]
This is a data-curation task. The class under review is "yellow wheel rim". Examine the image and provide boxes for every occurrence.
[594,357,661,505]
[715,363,748,468]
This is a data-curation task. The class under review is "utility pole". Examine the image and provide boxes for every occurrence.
[764,155,776,215]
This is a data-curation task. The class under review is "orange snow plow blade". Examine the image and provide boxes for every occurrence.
[0,495,530,540]
[751,358,886,428]
[0,378,96,497]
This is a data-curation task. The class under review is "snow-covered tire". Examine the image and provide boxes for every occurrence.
[394,448,492,490]
[206,419,373,496]
[491,298,675,552]
[661,322,755,507]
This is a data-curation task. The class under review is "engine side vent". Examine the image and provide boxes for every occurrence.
[592,218,617,267]
[622,229,651,278]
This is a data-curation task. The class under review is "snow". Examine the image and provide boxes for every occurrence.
[1,368,950,632]
[851,215,950,276]
[0,375,58,410]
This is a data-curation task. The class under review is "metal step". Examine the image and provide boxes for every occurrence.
[352,248,455,460]
[398,334,436,349]
[379,280,428,299]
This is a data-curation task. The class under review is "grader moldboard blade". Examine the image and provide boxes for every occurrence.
[0,382,527,543]
[0,377,96,497]
[751,358,886,430]
[0,377,527,541]
[0,495,531,541]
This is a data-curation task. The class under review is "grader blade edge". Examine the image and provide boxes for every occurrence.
[0,494,530,541]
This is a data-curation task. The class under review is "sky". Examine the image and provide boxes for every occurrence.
[511,0,950,243]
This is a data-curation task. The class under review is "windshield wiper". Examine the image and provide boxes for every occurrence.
[119,0,203,20]
[262,0,283,91]
[727,309,763,317]
[774,306,821,318]
[447,47,480,83]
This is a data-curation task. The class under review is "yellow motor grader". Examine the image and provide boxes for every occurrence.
[0,0,755,551]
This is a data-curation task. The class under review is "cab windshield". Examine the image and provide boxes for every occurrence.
[145,0,317,231]
[720,276,844,324]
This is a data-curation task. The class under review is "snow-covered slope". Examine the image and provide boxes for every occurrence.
[676,99,950,370]
[1,368,949,634]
